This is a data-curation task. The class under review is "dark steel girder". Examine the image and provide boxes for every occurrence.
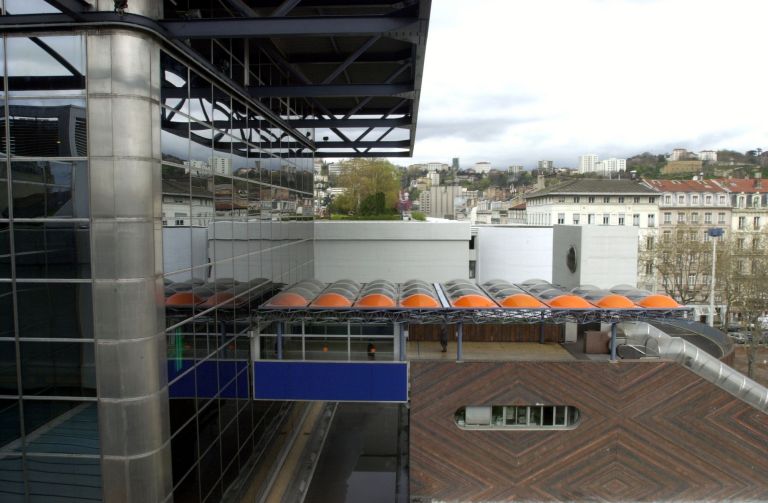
[162,16,418,39]
[222,140,409,149]
[285,50,411,65]
[43,0,91,21]
[248,83,413,98]
[169,117,410,130]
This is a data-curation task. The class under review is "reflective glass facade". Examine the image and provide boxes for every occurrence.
[0,29,101,501]
[160,49,314,502]
[0,19,314,503]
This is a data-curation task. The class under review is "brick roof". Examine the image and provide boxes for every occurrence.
[712,178,768,194]
[643,179,725,193]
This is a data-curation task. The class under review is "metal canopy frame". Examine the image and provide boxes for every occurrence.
[6,0,431,159]
[256,307,692,325]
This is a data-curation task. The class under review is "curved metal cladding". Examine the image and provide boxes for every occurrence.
[443,279,497,308]
[311,280,360,308]
[356,279,397,308]
[622,322,768,412]
[482,279,546,308]
[400,279,441,308]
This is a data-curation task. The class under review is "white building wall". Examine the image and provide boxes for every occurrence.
[578,154,598,174]
[314,221,470,282]
[552,225,639,289]
[475,226,554,284]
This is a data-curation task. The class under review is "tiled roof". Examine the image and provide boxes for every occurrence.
[712,178,768,194]
[643,179,726,193]
[526,179,657,198]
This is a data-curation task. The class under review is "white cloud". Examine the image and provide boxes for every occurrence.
[400,0,768,168]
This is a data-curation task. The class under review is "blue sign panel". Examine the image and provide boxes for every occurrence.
[253,361,408,402]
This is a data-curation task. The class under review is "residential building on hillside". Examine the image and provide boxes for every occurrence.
[471,161,492,174]
[662,160,703,175]
[670,148,689,161]
[538,160,554,172]
[419,185,465,219]
[524,179,658,232]
[595,157,627,174]
[578,154,598,174]
[700,150,718,162]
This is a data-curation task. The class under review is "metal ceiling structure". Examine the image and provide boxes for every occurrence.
[2,0,432,158]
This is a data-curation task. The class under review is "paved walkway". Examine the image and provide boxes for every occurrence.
[406,341,575,361]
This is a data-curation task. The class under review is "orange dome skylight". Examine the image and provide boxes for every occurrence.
[500,293,546,308]
[400,293,440,308]
[594,294,636,309]
[266,292,309,308]
[356,293,396,308]
[546,295,594,309]
[311,292,353,308]
[452,294,497,308]
[637,294,680,308]
[166,292,206,307]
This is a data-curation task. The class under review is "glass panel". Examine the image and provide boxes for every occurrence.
[11,160,88,217]
[4,0,62,14]
[7,98,87,157]
[0,455,24,503]
[16,283,93,339]
[20,342,96,396]
[0,341,18,395]
[0,400,21,448]
[0,284,13,337]
[23,401,98,455]
[26,454,101,502]
[188,71,212,123]
[174,465,201,503]
[0,223,9,277]
[161,51,189,113]
[0,165,7,216]
[14,222,90,278]
[6,35,85,95]
[171,418,198,488]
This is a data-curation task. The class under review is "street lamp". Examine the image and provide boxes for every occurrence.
[707,227,725,327]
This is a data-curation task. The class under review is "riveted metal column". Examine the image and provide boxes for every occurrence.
[86,3,171,500]
[276,322,284,360]
[610,322,618,362]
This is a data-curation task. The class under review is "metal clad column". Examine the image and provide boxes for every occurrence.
[87,3,171,500]
[456,323,463,362]
[610,322,618,362]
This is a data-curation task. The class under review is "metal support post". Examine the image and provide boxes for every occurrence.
[457,323,463,362]
[399,322,407,362]
[276,322,283,360]
[610,322,617,362]
[539,313,545,344]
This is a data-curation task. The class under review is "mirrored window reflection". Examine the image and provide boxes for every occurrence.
[0,342,18,395]
[7,99,87,157]
[6,35,85,94]
[0,284,13,337]
[0,455,23,503]
[26,454,102,502]
[161,52,189,114]
[0,223,9,278]
[0,400,21,448]
[23,401,98,455]
[4,0,62,14]
[20,342,95,397]
[16,283,93,339]
[0,165,8,217]
[14,222,90,279]
[188,71,212,123]
[11,160,88,218]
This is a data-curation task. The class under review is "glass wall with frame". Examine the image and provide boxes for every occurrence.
[160,49,314,503]
[0,30,101,502]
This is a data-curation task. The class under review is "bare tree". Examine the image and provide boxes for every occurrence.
[642,226,712,305]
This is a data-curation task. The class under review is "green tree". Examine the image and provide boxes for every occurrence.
[336,158,401,214]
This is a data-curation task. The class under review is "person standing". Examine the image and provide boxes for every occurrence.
[439,325,448,353]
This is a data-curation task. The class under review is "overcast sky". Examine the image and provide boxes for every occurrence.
[403,0,767,170]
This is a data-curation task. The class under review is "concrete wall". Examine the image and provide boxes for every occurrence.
[314,221,470,282]
[475,226,553,284]
[552,225,638,289]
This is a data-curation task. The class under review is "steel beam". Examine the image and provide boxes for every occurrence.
[248,83,413,98]
[270,0,303,17]
[285,50,411,65]
[162,16,418,39]
[43,0,91,21]
[321,35,380,84]
[289,117,411,128]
